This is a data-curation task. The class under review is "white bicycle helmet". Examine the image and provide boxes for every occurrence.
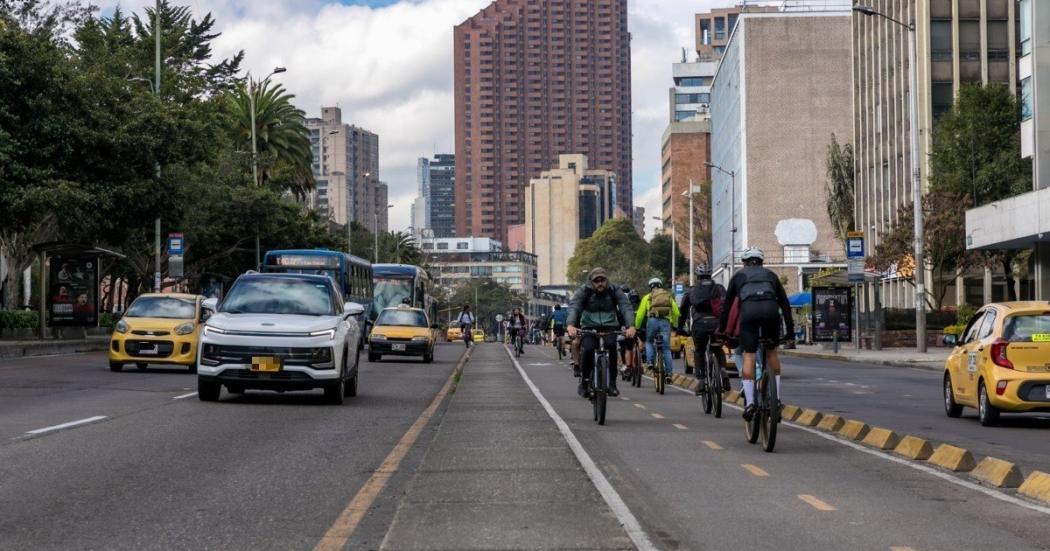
[741,247,765,262]
[648,277,663,288]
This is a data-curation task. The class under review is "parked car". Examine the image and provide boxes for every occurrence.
[196,273,364,404]
[446,326,463,342]
[109,293,208,373]
[369,305,435,363]
[944,302,1050,425]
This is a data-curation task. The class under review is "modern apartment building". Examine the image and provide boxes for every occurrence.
[411,158,431,239]
[305,107,383,232]
[966,0,1050,300]
[428,154,456,238]
[669,58,717,123]
[695,5,777,61]
[853,0,1022,307]
[632,206,645,237]
[453,0,632,242]
[660,120,710,240]
[709,9,851,293]
[525,154,616,286]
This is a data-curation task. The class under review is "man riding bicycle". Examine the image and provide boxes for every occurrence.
[457,304,476,348]
[718,247,794,421]
[679,264,728,396]
[567,268,636,398]
[635,278,680,384]
[508,307,527,354]
[546,304,569,355]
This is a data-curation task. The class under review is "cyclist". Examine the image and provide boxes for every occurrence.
[509,307,527,354]
[457,304,475,349]
[635,277,680,384]
[547,304,569,357]
[567,268,636,398]
[679,264,727,396]
[617,286,638,371]
[718,247,794,421]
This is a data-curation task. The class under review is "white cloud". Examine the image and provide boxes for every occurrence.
[99,0,732,234]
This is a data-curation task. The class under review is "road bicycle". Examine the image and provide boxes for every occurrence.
[577,329,621,426]
[744,333,784,452]
[619,336,642,388]
[512,328,525,357]
[699,337,725,418]
[553,331,565,361]
[650,331,667,395]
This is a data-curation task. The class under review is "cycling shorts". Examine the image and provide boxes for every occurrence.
[739,301,781,353]
[552,325,566,337]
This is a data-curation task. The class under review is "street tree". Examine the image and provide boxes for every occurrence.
[825,133,855,249]
[567,218,655,290]
[670,180,714,273]
[648,234,686,284]
[375,231,424,265]
[447,278,528,332]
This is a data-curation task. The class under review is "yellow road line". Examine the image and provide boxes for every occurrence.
[650,413,665,419]
[673,423,688,430]
[633,403,647,410]
[313,349,469,551]
[798,494,836,512]
[702,440,723,450]
[741,464,769,477]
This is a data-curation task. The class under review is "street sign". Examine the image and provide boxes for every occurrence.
[846,231,865,282]
[167,233,184,255]
[675,283,685,295]
[169,255,184,279]
[495,314,504,323]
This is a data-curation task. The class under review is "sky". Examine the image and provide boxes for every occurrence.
[99,0,739,238]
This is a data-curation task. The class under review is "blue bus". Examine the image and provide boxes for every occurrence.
[371,264,436,325]
[262,250,373,316]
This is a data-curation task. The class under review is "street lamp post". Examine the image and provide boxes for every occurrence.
[374,203,393,263]
[682,181,698,286]
[854,4,926,353]
[249,66,287,270]
[705,161,736,280]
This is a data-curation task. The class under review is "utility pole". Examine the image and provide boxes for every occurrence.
[153,0,161,292]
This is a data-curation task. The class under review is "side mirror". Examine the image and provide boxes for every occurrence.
[345,302,365,317]
[112,311,123,320]
[942,334,959,347]
[202,298,218,312]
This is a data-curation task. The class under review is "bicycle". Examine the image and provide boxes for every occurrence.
[461,324,472,349]
[744,334,784,452]
[577,329,621,426]
[553,331,566,361]
[699,337,725,418]
[619,336,642,388]
[512,327,524,357]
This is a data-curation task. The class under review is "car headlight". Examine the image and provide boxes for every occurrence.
[115,320,129,334]
[175,322,195,336]
[203,325,227,336]
[309,328,337,339]
[370,334,386,341]
[412,336,429,342]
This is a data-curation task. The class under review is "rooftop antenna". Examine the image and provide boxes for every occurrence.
[681,47,688,63]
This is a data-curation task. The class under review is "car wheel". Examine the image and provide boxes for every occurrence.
[226,386,245,395]
[943,373,963,418]
[978,381,1000,426]
[136,362,148,370]
[345,373,358,397]
[109,361,123,372]
[369,352,380,362]
[424,349,434,363]
[188,363,197,374]
[325,377,345,405]
[198,379,221,402]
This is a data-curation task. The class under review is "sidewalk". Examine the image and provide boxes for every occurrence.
[782,344,951,370]
[380,344,633,550]
[0,337,109,360]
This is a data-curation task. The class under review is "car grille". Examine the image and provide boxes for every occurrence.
[132,330,170,336]
[201,344,330,366]
[220,370,314,381]
[125,340,174,358]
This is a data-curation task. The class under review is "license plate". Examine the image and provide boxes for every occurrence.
[251,356,281,372]
[138,344,157,355]
[392,344,406,352]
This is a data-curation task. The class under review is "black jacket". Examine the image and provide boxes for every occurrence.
[720,266,794,336]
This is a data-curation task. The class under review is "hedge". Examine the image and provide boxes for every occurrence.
[0,310,39,330]
[882,308,956,331]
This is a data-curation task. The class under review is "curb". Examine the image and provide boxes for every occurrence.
[861,427,900,450]
[0,340,109,360]
[893,435,934,460]
[781,405,803,422]
[837,420,870,441]
[1019,471,1050,504]
[780,349,944,371]
[815,414,844,432]
[795,409,823,427]
[971,457,1024,489]
[928,444,976,473]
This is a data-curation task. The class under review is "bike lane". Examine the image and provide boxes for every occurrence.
[515,343,1050,551]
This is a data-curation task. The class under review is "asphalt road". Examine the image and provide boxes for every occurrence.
[0,345,463,551]
[517,342,1050,551]
[778,355,1050,476]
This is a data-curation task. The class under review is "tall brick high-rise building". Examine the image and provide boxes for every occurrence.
[453,0,632,242]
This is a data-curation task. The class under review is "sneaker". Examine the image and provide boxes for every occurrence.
[742,404,756,422]
[696,379,708,396]
[577,379,588,397]
[572,364,581,378]
[664,374,672,384]
[608,386,620,397]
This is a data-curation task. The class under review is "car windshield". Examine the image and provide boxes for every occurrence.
[372,277,413,316]
[1002,313,1050,342]
[377,309,427,327]
[125,297,196,319]
[220,278,334,316]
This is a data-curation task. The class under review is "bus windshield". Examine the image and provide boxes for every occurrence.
[373,277,413,316]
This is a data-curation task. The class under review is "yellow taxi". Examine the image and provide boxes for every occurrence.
[671,332,689,359]
[684,337,738,374]
[446,326,463,342]
[109,293,208,373]
[368,306,435,363]
[944,302,1050,425]
[473,329,486,343]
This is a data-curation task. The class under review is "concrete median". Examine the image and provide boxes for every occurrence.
[861,427,900,450]
[815,414,844,432]
[928,444,976,472]
[1019,471,1050,505]
[970,457,1024,489]
[781,405,802,422]
[893,436,934,460]
[837,420,870,441]
[795,409,823,427]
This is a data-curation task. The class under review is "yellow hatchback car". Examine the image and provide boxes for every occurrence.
[473,329,486,343]
[369,306,435,363]
[109,293,208,373]
[446,326,462,342]
[944,302,1050,425]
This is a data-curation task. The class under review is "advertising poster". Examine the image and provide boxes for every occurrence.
[49,256,99,326]
[812,287,852,342]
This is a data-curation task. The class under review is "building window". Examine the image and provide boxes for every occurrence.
[674,110,696,121]
[437,242,449,250]
[456,242,470,250]
[1021,77,1033,121]
[676,77,707,87]
[1020,0,1032,55]
[784,245,810,264]
[676,93,710,104]
[931,82,954,119]
[930,21,953,60]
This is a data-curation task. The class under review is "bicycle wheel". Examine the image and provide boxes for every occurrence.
[712,352,723,419]
[631,348,642,387]
[701,352,713,415]
[557,340,564,361]
[596,355,608,425]
[654,354,665,395]
[761,361,779,452]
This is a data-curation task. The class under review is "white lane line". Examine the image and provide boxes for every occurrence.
[506,347,657,551]
[633,403,647,410]
[673,423,688,430]
[656,375,1050,517]
[650,413,665,419]
[26,416,107,435]
[173,392,198,400]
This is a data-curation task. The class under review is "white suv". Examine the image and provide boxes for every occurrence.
[196,273,364,404]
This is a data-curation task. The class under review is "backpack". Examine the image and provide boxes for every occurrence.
[739,269,778,302]
[691,280,724,318]
[648,287,673,318]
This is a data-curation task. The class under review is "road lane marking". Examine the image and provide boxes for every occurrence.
[314,348,469,551]
[650,413,665,419]
[673,423,688,430]
[742,464,769,477]
[890,547,917,551]
[702,440,723,450]
[633,403,647,410]
[26,416,108,435]
[172,392,198,400]
[505,346,657,550]
[798,494,836,512]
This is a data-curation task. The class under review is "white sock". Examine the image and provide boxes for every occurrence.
[743,380,755,406]
[775,376,782,399]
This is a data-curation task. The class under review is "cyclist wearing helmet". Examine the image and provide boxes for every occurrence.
[567,268,636,397]
[719,247,794,421]
[634,277,680,384]
[618,286,638,365]
[679,264,728,395]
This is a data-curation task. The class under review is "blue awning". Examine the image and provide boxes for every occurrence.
[788,292,811,308]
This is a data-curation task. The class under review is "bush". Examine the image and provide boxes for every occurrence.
[0,310,39,331]
[943,323,967,336]
[99,313,117,329]
[883,308,956,331]
[956,303,978,325]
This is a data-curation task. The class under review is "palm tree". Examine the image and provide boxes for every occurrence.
[825,133,855,249]
[227,79,314,199]
[380,231,424,265]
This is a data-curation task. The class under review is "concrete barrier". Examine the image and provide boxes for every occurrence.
[893,436,934,460]
[726,390,741,403]
[796,409,824,427]
[861,427,900,450]
[735,395,745,406]
[970,457,1024,488]
[928,444,976,472]
[781,405,802,422]
[815,414,844,432]
[1019,471,1050,504]
[0,339,109,360]
[687,380,699,392]
[838,420,870,441]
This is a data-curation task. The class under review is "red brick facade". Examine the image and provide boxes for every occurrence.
[661,127,710,263]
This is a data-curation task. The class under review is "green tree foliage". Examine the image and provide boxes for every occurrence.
[447,278,527,333]
[648,234,686,284]
[374,231,423,265]
[825,133,855,248]
[567,218,655,290]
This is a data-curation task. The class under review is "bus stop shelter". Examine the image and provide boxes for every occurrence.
[30,242,125,339]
